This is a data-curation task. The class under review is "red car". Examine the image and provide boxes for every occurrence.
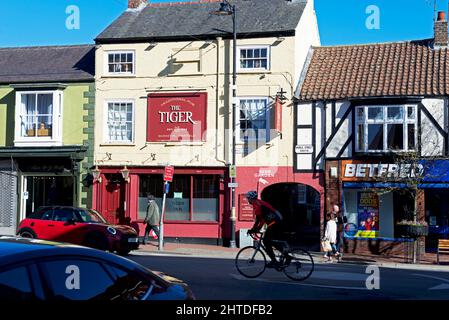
[16,206,139,255]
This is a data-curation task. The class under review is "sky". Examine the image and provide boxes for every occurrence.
[0,0,445,47]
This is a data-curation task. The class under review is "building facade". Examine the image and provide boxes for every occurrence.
[296,14,449,255]
[0,45,95,235]
[92,0,321,246]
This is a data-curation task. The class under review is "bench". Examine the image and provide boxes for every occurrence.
[437,239,449,264]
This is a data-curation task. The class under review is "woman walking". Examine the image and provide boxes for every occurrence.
[324,212,341,262]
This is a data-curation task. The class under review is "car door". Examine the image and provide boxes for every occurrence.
[48,208,80,243]
[31,208,57,240]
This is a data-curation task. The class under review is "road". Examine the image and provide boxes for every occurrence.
[128,251,449,300]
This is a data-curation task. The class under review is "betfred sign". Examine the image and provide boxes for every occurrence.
[164,166,174,182]
[147,93,207,142]
[341,160,424,181]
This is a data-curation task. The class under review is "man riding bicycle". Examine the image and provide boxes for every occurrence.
[246,191,285,268]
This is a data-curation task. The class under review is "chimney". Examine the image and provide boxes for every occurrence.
[434,11,448,47]
[128,0,147,10]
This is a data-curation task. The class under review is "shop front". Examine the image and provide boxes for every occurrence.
[327,159,449,255]
[93,167,226,245]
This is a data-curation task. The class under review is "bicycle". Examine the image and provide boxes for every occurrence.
[235,231,314,281]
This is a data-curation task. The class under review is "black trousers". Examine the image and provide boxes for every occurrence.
[144,224,160,241]
[263,225,284,262]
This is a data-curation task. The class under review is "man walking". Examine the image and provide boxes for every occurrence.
[143,194,160,245]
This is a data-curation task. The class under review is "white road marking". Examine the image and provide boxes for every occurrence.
[229,273,368,290]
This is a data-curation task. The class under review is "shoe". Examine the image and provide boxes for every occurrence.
[266,261,279,268]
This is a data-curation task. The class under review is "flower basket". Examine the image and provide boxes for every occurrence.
[396,224,429,238]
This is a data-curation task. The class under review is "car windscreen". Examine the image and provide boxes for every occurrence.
[77,209,108,224]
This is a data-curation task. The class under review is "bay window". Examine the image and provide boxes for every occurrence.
[14,91,62,146]
[356,105,417,152]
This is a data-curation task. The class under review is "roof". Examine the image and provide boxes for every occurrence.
[96,0,307,43]
[0,45,95,85]
[296,39,449,101]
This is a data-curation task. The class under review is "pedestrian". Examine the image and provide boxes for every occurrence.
[143,194,160,245]
[324,212,340,262]
[333,204,346,261]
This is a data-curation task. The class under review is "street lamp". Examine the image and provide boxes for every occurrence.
[212,0,237,248]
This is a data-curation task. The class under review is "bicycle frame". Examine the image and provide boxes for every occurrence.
[248,232,290,264]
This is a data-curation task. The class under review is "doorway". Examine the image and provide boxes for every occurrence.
[261,183,321,250]
[102,174,126,225]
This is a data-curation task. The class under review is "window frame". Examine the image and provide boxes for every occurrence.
[103,99,135,144]
[104,50,136,76]
[236,96,271,143]
[14,90,63,147]
[237,45,271,72]
[355,105,418,153]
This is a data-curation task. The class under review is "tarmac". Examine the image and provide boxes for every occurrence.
[135,240,449,272]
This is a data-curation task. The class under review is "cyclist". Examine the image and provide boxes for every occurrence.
[246,191,284,268]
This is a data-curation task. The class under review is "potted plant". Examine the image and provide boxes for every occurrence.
[396,220,429,238]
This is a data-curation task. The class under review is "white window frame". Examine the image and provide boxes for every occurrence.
[355,105,418,153]
[237,45,271,72]
[236,97,270,143]
[104,50,136,76]
[103,100,135,144]
[14,90,63,147]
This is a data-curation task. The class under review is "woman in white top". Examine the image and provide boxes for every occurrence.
[324,212,340,262]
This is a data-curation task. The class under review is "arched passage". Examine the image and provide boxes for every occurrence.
[261,183,321,250]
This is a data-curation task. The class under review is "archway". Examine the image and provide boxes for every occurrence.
[261,183,321,250]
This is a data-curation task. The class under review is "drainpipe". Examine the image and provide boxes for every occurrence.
[215,36,227,166]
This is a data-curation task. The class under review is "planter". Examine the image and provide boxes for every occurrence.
[397,225,429,238]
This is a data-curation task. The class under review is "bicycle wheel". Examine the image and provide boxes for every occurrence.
[283,248,314,281]
[235,246,267,278]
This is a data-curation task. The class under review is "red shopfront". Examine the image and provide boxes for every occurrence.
[92,167,227,245]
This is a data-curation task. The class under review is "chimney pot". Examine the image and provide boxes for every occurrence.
[438,11,446,22]
[128,0,147,9]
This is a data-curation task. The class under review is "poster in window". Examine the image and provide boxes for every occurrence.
[356,192,379,238]
[239,194,255,221]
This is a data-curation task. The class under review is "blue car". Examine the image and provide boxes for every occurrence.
[0,236,195,301]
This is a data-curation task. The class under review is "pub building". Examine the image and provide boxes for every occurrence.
[295,11,449,255]
[92,0,323,246]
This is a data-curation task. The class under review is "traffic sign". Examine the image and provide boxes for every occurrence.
[228,182,239,188]
[164,166,174,182]
[229,165,237,178]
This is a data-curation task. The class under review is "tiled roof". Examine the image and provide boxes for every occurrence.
[0,45,95,84]
[96,0,306,43]
[297,39,449,101]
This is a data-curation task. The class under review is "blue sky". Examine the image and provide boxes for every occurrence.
[0,0,444,47]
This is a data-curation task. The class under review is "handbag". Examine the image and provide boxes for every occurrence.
[321,239,332,252]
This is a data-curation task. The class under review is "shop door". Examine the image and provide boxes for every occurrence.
[103,175,126,225]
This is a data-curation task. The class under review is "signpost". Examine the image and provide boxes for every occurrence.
[159,166,174,251]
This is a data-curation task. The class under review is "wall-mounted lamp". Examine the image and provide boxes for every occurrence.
[92,166,102,183]
[120,165,130,183]
[151,153,156,161]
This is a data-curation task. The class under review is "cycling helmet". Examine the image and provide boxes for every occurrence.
[246,191,258,200]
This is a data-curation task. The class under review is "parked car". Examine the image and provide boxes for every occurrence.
[17,206,139,255]
[0,236,195,301]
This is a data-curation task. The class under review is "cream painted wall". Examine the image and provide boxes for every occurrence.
[95,34,307,168]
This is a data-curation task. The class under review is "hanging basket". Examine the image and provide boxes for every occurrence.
[397,224,429,238]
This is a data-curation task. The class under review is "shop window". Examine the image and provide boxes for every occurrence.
[138,174,220,222]
[14,91,63,146]
[192,175,219,221]
[355,105,417,153]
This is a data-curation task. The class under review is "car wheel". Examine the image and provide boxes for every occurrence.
[18,229,37,239]
[83,233,109,251]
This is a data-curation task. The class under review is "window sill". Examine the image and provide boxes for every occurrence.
[237,70,271,75]
[14,140,63,147]
[101,75,136,79]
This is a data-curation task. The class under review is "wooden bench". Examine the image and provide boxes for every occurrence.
[437,239,449,264]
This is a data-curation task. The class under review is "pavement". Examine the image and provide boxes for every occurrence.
[136,240,449,272]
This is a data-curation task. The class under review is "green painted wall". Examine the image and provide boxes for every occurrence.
[63,84,90,145]
[0,87,15,147]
